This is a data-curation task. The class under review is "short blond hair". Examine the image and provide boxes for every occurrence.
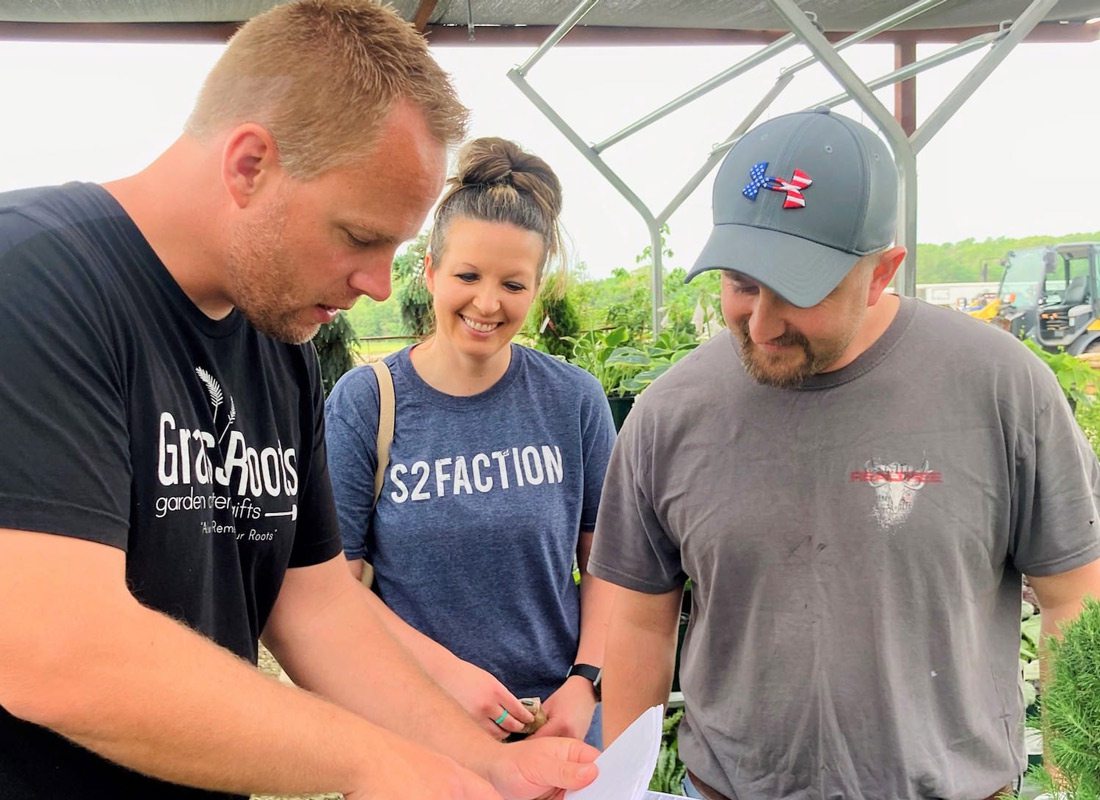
[185,0,468,178]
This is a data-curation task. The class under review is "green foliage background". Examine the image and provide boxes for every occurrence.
[312,312,356,396]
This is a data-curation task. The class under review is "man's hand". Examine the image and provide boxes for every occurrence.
[438,657,535,739]
[344,733,501,800]
[529,678,596,741]
[484,737,599,800]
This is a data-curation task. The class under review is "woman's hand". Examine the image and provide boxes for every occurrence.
[437,656,534,739]
[528,677,597,741]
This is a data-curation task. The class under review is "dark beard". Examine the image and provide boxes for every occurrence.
[734,321,826,388]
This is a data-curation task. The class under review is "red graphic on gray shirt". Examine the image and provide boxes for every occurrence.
[850,459,942,529]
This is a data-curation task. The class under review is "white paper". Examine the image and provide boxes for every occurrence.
[565,705,664,800]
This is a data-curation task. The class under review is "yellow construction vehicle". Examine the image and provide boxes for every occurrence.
[1032,243,1100,354]
[967,248,1047,339]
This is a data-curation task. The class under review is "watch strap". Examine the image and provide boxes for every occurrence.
[566,663,602,700]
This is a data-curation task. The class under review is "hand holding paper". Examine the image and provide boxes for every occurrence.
[564,705,680,800]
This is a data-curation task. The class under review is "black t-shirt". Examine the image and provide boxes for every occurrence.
[0,183,343,798]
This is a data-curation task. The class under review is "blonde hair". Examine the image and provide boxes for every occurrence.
[185,0,468,179]
[429,137,563,284]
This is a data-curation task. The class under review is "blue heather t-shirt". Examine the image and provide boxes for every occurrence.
[325,344,616,700]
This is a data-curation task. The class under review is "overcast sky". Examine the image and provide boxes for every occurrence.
[1,34,1097,278]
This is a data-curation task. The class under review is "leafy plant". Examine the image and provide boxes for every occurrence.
[648,706,686,795]
[1021,599,1042,710]
[1022,339,1099,411]
[564,327,642,397]
[1074,400,1100,460]
[1028,597,1100,799]
[312,312,357,396]
[606,328,700,394]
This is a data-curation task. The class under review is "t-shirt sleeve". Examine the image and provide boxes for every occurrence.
[0,222,131,547]
[579,374,617,531]
[287,351,345,568]
[1010,363,1100,576]
[324,365,382,561]
[587,396,687,593]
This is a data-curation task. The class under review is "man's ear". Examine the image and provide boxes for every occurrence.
[868,246,907,305]
[221,124,281,209]
[423,252,436,294]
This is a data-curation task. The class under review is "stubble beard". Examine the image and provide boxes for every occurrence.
[226,201,319,346]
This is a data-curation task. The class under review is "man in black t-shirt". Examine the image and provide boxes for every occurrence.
[0,3,598,799]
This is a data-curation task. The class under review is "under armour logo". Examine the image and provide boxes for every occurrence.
[742,161,813,209]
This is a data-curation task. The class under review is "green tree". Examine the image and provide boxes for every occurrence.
[394,234,434,337]
[312,313,357,395]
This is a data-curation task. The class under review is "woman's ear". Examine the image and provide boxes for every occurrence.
[423,252,436,294]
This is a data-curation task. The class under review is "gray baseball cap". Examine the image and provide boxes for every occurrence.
[686,108,898,308]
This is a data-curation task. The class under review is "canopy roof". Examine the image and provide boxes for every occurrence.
[1,1,1098,43]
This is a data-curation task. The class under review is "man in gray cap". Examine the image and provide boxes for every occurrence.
[588,108,1100,799]
[0,2,598,798]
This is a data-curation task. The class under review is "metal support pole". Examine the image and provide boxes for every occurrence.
[593,33,798,153]
[512,0,599,77]
[780,0,950,76]
[507,66,664,330]
[894,39,918,135]
[769,0,919,296]
[811,31,999,111]
[648,222,665,334]
[912,0,1058,153]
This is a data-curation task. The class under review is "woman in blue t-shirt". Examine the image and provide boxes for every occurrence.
[325,137,616,745]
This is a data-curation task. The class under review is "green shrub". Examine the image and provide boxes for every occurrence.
[564,327,638,397]
[394,234,434,337]
[1075,401,1100,460]
[1021,339,1098,411]
[530,271,582,358]
[1029,597,1100,799]
[312,313,357,396]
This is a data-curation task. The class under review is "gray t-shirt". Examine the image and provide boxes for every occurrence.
[326,344,616,700]
[589,298,1100,800]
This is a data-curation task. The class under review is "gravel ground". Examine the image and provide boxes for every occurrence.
[252,647,342,800]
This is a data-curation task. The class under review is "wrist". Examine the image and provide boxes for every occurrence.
[564,675,599,705]
[565,663,602,701]
[462,736,506,781]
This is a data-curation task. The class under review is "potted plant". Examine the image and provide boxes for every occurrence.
[606,328,701,394]
[564,327,643,430]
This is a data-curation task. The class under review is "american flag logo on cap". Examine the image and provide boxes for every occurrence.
[742,161,813,209]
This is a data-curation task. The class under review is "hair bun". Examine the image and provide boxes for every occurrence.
[430,136,564,283]
[456,136,522,188]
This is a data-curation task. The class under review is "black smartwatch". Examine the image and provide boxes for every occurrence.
[566,663,602,701]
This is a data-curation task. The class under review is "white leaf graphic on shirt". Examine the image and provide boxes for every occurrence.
[219,397,237,444]
[195,366,223,423]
